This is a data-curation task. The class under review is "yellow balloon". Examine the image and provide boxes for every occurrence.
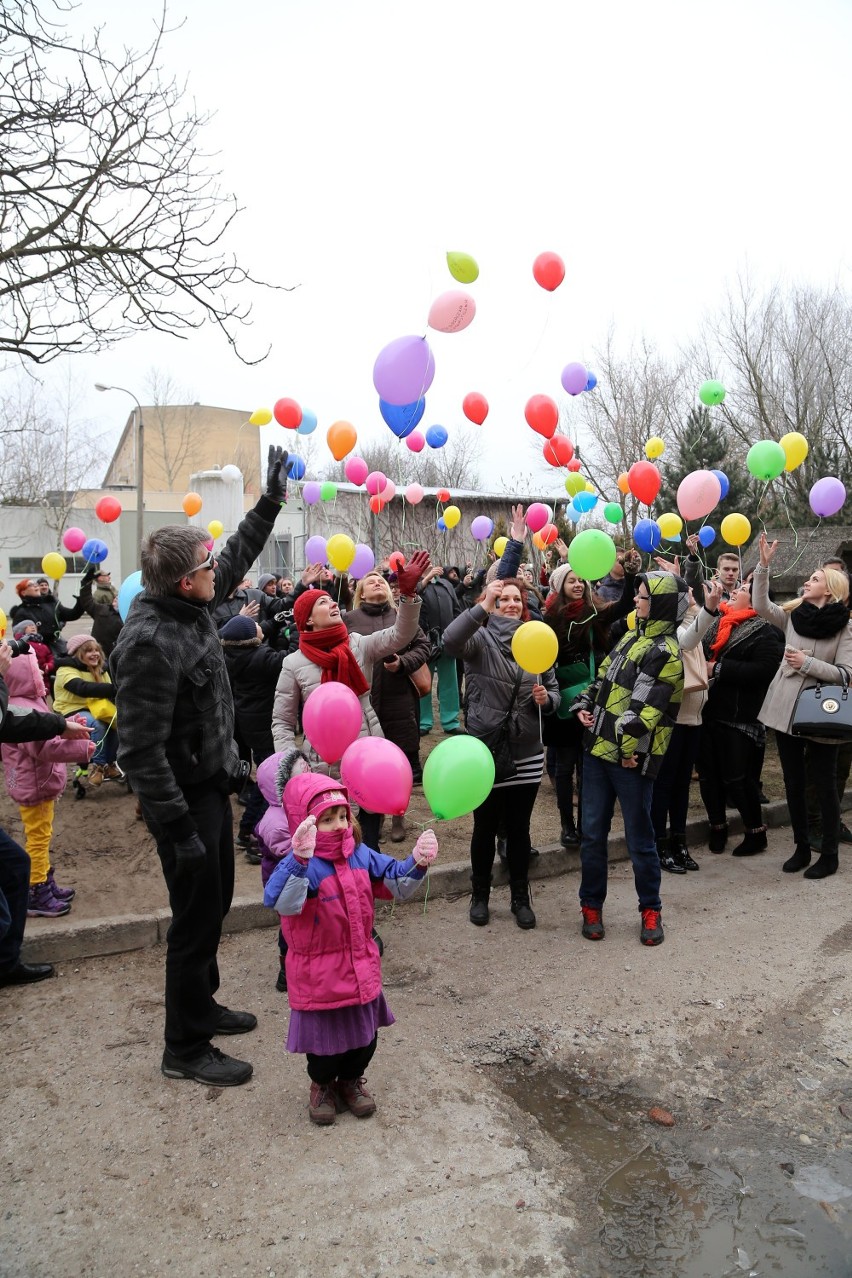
[443,504,461,529]
[0,607,7,638]
[585,481,595,493]
[626,610,637,631]
[41,551,67,580]
[207,520,224,539]
[446,251,479,284]
[645,436,665,460]
[780,431,809,472]
[564,473,586,497]
[720,513,751,546]
[249,408,273,426]
[493,536,508,558]
[511,620,558,674]
[657,512,683,539]
[326,533,356,571]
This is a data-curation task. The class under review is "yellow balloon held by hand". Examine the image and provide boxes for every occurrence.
[493,536,508,558]
[326,533,356,572]
[443,504,461,529]
[511,620,558,674]
[780,431,808,472]
[41,551,67,580]
[207,520,224,539]
[720,513,751,546]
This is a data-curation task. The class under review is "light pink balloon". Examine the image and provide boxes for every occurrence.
[380,479,396,501]
[676,470,722,522]
[405,483,424,505]
[340,737,413,817]
[365,470,387,496]
[302,683,364,765]
[406,431,425,453]
[344,456,368,486]
[427,289,476,334]
[525,502,553,533]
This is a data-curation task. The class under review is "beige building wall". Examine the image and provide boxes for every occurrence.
[102,404,261,497]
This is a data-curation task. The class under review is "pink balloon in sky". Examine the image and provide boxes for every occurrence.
[406,431,425,453]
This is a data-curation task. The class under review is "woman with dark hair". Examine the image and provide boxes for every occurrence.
[442,577,559,930]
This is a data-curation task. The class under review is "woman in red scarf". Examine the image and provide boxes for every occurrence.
[698,579,785,856]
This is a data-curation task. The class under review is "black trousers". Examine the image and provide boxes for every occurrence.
[141,781,235,1059]
[553,718,584,830]
[698,722,763,831]
[0,827,30,975]
[307,1033,377,1084]
[470,782,540,887]
[652,724,700,841]
[776,731,840,857]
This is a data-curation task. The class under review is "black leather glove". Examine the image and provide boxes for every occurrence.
[265,445,289,505]
[228,758,251,794]
[80,565,98,587]
[174,833,207,877]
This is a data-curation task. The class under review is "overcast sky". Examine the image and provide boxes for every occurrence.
[36,0,852,492]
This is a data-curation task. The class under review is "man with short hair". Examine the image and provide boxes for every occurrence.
[36,577,50,596]
[682,540,740,602]
[92,569,118,606]
[111,446,288,1088]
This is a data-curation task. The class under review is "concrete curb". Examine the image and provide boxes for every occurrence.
[20,799,800,964]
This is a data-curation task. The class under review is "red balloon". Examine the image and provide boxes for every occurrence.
[436,488,451,503]
[273,397,302,429]
[566,458,582,472]
[389,551,406,572]
[539,522,558,545]
[543,435,574,467]
[369,495,386,514]
[462,391,489,425]
[532,251,565,292]
[95,496,122,523]
[524,394,559,439]
[628,460,662,505]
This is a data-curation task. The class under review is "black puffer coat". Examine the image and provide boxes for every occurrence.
[701,614,784,725]
[344,602,431,755]
[222,636,286,755]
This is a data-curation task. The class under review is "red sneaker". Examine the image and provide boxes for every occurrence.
[640,908,664,946]
[581,906,604,940]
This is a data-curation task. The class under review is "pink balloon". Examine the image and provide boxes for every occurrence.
[427,290,476,334]
[405,483,424,505]
[372,335,436,406]
[561,362,588,396]
[406,430,425,453]
[380,479,396,501]
[302,481,321,505]
[365,470,387,496]
[302,683,364,765]
[345,456,368,486]
[525,502,552,533]
[63,526,87,553]
[340,737,413,817]
[676,470,722,522]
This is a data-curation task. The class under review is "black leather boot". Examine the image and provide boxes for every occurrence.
[803,854,838,880]
[469,878,491,926]
[658,836,687,875]
[561,818,579,848]
[510,882,536,929]
[782,843,812,873]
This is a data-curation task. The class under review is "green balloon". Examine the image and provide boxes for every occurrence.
[446,250,479,284]
[603,502,624,524]
[746,440,786,482]
[698,379,726,406]
[320,481,338,501]
[423,736,494,821]
[567,529,617,581]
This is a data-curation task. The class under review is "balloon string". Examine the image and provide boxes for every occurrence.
[506,304,553,385]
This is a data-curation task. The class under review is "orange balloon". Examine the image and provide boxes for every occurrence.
[327,420,357,462]
[182,492,202,517]
[617,472,630,495]
[532,530,546,551]
[369,495,386,515]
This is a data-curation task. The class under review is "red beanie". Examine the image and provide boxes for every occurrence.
[293,588,329,632]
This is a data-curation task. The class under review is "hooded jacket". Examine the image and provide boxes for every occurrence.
[262,772,426,1011]
[221,631,286,748]
[255,748,309,886]
[575,572,687,778]
[1,653,92,804]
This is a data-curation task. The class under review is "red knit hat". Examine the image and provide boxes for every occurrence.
[293,588,329,632]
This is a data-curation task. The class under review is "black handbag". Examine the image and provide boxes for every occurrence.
[791,669,852,740]
[479,668,523,783]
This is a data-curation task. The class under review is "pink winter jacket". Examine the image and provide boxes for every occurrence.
[1,653,93,805]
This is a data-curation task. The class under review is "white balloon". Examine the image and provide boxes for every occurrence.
[221,465,242,482]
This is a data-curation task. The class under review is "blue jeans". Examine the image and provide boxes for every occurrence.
[579,751,661,912]
[76,711,118,766]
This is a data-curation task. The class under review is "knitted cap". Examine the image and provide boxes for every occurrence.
[220,615,258,641]
[258,573,276,590]
[66,633,95,656]
[549,563,574,597]
[12,620,37,638]
[293,588,329,632]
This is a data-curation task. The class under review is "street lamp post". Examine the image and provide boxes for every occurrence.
[95,383,144,568]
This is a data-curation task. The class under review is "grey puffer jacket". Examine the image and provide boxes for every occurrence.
[442,606,559,760]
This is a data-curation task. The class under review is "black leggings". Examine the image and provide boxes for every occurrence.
[306,1034,377,1085]
[775,731,840,857]
[470,782,540,886]
[698,722,763,831]
[553,719,584,829]
[651,723,700,840]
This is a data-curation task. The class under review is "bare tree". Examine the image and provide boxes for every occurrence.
[328,429,482,491]
[0,2,291,365]
[143,369,207,490]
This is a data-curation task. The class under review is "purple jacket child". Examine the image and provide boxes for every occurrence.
[255,748,312,888]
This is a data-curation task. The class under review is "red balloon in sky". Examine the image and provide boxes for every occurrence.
[543,436,574,467]
[524,394,559,439]
[436,488,451,503]
[95,496,122,523]
[369,495,386,515]
[462,392,489,425]
[532,251,565,292]
[566,458,582,472]
[273,397,302,429]
[628,460,662,505]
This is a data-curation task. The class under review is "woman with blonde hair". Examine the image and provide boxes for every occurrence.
[753,533,852,878]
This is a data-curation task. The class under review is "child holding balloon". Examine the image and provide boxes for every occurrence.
[264,772,437,1125]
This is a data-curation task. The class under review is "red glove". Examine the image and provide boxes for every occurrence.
[396,550,431,598]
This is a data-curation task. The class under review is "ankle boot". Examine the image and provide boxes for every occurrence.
[390,815,406,843]
[731,828,768,857]
[510,882,536,929]
[803,854,838,880]
[782,843,812,873]
[671,833,699,871]
[469,878,491,926]
[560,818,579,848]
[658,836,687,875]
[708,823,728,853]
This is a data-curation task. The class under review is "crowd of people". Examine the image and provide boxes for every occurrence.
[2,454,851,1124]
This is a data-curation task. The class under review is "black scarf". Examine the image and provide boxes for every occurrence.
[789,600,850,639]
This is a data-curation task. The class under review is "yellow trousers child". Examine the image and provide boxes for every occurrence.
[20,800,55,885]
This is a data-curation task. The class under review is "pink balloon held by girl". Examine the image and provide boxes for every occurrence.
[263,773,437,1126]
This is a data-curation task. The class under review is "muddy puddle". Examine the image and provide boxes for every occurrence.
[498,1065,852,1277]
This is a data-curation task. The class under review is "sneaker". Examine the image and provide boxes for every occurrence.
[214,1007,257,1035]
[308,1081,338,1125]
[46,867,76,901]
[162,1046,253,1087]
[640,908,664,946]
[27,881,71,918]
[88,764,105,787]
[581,905,604,940]
[337,1077,376,1118]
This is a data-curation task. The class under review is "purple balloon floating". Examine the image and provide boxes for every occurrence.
[470,515,494,542]
[305,534,327,563]
[302,481,321,506]
[809,476,847,518]
[561,361,588,396]
[373,335,436,407]
[349,544,376,578]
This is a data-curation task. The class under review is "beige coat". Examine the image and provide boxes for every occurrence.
[271,596,422,767]
[752,565,852,737]
[676,602,714,726]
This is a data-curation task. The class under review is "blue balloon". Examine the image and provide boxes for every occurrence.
[287,455,306,480]
[633,519,662,553]
[296,408,318,435]
[81,537,108,564]
[711,469,729,499]
[379,397,425,440]
[436,516,447,531]
[564,503,580,523]
[698,525,716,547]
[425,425,448,449]
[118,570,143,621]
[573,491,597,513]
[584,372,598,392]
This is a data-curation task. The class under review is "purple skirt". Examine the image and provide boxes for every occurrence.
[286,993,395,1055]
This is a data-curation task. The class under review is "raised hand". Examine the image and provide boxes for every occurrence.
[758,531,778,568]
[623,549,642,574]
[703,579,723,613]
[397,550,432,597]
[481,580,504,613]
[291,815,317,860]
[265,445,289,504]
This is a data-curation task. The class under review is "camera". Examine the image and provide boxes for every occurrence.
[4,638,30,657]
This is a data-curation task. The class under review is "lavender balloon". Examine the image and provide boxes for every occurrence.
[305,535,327,563]
[302,481,321,506]
[349,544,376,577]
[373,335,436,407]
[561,362,588,396]
[470,515,494,542]
[809,476,846,518]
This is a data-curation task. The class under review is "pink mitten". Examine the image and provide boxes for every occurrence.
[412,829,438,868]
[291,815,317,860]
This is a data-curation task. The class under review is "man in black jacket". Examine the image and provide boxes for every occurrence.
[417,565,462,735]
[110,446,288,1088]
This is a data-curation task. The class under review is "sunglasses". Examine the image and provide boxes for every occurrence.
[178,551,217,582]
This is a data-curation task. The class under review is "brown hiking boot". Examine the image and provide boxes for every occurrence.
[337,1077,376,1118]
[308,1081,337,1125]
[88,764,105,787]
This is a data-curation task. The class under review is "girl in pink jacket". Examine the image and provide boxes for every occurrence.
[1,651,94,917]
[264,772,437,1126]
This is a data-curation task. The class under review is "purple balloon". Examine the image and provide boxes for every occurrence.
[302,481,321,506]
[470,515,494,542]
[349,544,376,578]
[809,476,847,518]
[561,361,588,396]
[305,535,327,563]
[373,335,436,407]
